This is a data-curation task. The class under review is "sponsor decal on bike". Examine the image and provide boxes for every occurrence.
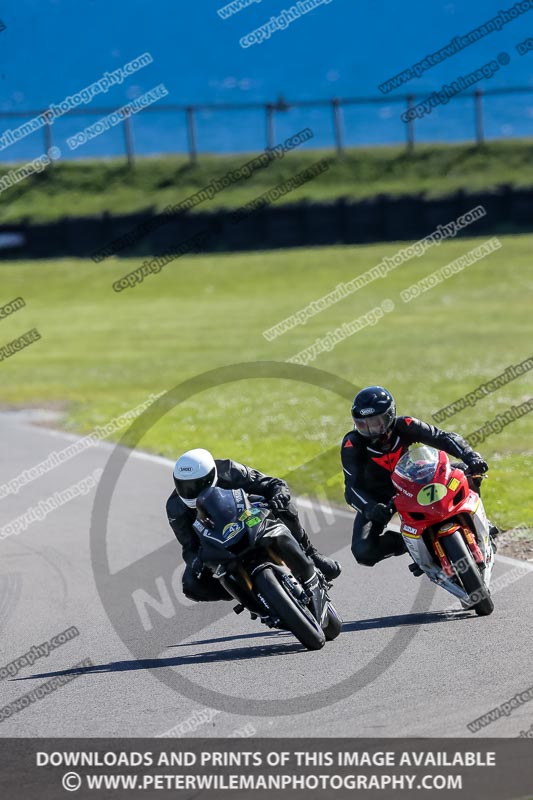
[244,515,261,527]
[397,486,414,497]
[222,521,243,540]
[416,482,448,505]
[434,539,454,576]
[402,523,418,535]
[232,488,246,513]
[447,476,461,490]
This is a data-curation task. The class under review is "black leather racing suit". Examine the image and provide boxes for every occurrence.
[166,458,311,601]
[341,416,478,566]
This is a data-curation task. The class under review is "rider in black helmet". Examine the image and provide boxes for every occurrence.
[341,386,497,568]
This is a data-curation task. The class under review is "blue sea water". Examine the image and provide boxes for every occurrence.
[0,0,531,162]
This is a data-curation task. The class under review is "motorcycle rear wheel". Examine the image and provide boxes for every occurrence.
[440,531,494,616]
[254,568,326,650]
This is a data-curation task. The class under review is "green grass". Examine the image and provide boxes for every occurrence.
[0,233,531,528]
[1,140,532,223]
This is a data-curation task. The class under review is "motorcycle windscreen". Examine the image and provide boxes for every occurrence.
[196,487,254,557]
[196,486,246,529]
[394,444,440,484]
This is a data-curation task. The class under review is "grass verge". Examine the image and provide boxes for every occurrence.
[1,140,532,224]
[0,233,531,528]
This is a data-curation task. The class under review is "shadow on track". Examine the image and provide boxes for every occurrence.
[13,612,473,683]
[342,609,472,633]
[169,629,292,648]
[13,636,305,682]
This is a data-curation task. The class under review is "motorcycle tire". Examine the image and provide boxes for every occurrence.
[322,602,343,641]
[253,568,326,650]
[440,530,494,616]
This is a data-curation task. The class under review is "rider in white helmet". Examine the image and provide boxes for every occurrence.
[167,448,341,602]
[173,448,218,509]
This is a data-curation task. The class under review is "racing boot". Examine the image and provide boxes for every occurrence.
[275,508,342,581]
[305,545,341,581]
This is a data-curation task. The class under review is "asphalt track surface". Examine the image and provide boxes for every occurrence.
[1,411,532,738]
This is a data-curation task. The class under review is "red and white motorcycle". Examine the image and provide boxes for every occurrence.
[390,444,495,616]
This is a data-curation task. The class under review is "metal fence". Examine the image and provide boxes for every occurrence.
[0,86,531,166]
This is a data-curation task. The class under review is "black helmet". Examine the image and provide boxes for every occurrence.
[351,386,396,438]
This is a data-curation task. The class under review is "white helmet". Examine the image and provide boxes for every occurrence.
[173,448,217,508]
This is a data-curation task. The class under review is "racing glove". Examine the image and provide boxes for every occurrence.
[465,452,489,474]
[269,489,291,511]
[189,553,205,579]
[367,502,393,526]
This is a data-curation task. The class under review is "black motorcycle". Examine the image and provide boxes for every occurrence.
[193,486,342,650]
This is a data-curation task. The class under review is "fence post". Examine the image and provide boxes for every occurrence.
[186,106,197,163]
[405,94,415,153]
[474,89,484,145]
[122,116,135,168]
[265,103,275,149]
[43,121,53,165]
[332,98,344,156]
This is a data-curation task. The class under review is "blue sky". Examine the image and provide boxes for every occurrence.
[0,0,531,159]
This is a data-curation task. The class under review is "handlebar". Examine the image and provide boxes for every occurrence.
[464,467,488,481]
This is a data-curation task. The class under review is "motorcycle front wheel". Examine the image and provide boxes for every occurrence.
[322,602,343,641]
[253,568,326,650]
[440,530,494,616]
